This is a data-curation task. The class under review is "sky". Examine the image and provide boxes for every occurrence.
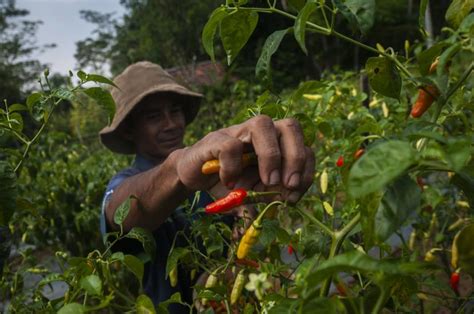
[16,0,125,75]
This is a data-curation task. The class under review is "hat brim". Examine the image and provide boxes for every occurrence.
[99,86,202,155]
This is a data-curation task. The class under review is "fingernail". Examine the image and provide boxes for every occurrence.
[288,173,301,188]
[288,192,301,203]
[269,169,280,185]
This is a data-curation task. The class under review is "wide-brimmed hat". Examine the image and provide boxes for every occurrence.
[99,61,203,154]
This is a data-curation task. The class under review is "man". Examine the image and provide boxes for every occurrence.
[99,61,315,311]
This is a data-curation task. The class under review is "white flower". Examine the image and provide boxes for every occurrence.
[245,272,272,300]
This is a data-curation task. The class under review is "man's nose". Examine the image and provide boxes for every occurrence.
[161,110,179,129]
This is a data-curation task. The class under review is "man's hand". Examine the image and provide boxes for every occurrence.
[175,115,315,204]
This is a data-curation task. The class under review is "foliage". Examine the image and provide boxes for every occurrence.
[1,0,474,313]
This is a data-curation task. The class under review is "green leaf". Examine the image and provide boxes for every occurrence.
[348,141,416,198]
[444,137,471,172]
[291,80,326,104]
[436,43,461,94]
[293,113,317,146]
[83,87,116,124]
[445,0,474,29]
[8,104,27,112]
[113,195,134,228]
[124,254,144,282]
[305,250,433,287]
[333,0,375,34]
[294,1,317,54]
[80,274,102,296]
[136,294,157,314]
[125,227,157,260]
[55,88,75,101]
[0,161,17,225]
[452,224,474,275]
[57,303,86,314]
[459,12,474,32]
[288,0,306,12]
[158,292,183,313]
[256,28,290,82]
[165,247,190,276]
[77,70,87,81]
[86,74,118,88]
[260,220,280,246]
[220,10,258,65]
[202,7,229,62]
[359,192,383,249]
[416,42,448,76]
[419,0,428,32]
[8,112,23,132]
[110,251,125,262]
[26,92,43,111]
[374,175,421,242]
[332,0,359,32]
[451,159,474,207]
[366,57,401,99]
[344,0,375,34]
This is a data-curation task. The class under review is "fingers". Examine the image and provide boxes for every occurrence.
[180,115,315,204]
[274,118,306,190]
[285,146,315,203]
[224,115,281,186]
[176,132,244,190]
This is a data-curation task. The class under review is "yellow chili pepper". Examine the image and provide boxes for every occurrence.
[237,202,281,259]
[230,269,246,305]
[408,229,417,251]
[320,169,328,194]
[169,267,178,287]
[323,201,334,216]
[202,272,219,306]
[237,223,262,259]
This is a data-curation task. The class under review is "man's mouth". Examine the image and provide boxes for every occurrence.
[159,134,182,143]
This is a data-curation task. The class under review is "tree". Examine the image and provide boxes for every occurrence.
[0,0,53,104]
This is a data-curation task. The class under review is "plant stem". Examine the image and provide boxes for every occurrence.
[372,287,389,314]
[271,7,330,34]
[320,212,361,297]
[444,63,473,104]
[0,124,29,144]
[296,208,334,238]
[335,212,361,243]
[319,4,330,29]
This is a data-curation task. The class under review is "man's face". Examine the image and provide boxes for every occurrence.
[126,93,187,162]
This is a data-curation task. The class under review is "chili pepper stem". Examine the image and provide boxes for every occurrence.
[255,201,285,225]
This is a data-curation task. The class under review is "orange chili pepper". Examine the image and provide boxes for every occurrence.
[201,153,256,174]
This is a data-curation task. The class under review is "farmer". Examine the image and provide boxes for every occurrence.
[99,61,315,311]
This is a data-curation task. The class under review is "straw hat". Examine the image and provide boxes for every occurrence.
[99,61,203,154]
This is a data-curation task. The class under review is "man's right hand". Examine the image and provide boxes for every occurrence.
[175,115,315,204]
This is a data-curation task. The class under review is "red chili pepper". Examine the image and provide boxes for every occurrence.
[205,189,280,214]
[416,176,425,191]
[336,283,347,296]
[422,205,433,214]
[354,149,364,160]
[336,156,344,167]
[411,85,439,118]
[235,258,259,269]
[205,188,247,214]
[450,271,460,293]
[288,244,295,255]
